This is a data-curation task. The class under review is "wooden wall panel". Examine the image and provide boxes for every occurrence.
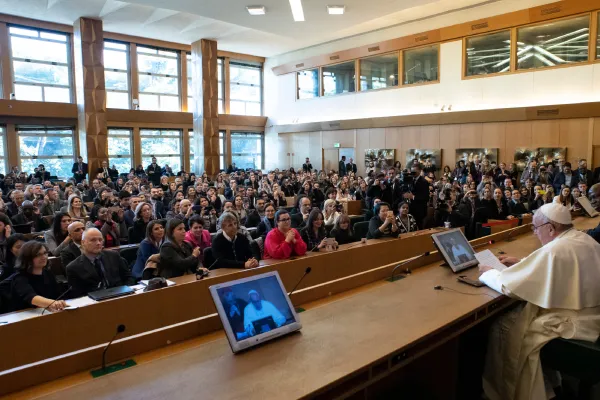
[322,129,355,148]
[369,128,386,149]
[531,120,560,146]
[481,123,506,148]
[398,126,420,149]
[594,118,600,146]
[559,118,591,164]
[355,128,370,174]
[458,123,483,148]
[439,125,460,167]
[505,121,532,163]
[420,126,440,149]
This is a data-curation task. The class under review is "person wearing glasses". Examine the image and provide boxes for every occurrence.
[263,210,307,260]
[211,212,259,269]
[8,241,65,312]
[478,203,600,400]
[59,221,85,269]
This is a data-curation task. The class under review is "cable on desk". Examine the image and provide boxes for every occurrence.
[434,286,497,299]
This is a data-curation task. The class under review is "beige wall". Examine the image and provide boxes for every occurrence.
[280,118,598,174]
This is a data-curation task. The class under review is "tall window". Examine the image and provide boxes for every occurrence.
[297,69,319,99]
[403,45,439,85]
[218,58,224,114]
[0,127,6,175]
[108,129,133,174]
[231,132,263,170]
[597,13,600,60]
[323,61,355,96]
[18,126,74,178]
[517,15,590,71]
[360,53,398,91]
[189,130,226,172]
[187,56,224,114]
[104,41,130,109]
[230,61,262,116]
[187,54,194,112]
[137,46,180,111]
[140,129,182,172]
[465,31,511,76]
[9,26,72,103]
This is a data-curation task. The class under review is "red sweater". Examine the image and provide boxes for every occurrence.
[263,228,307,260]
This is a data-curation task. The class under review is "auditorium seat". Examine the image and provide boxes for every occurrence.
[353,221,370,239]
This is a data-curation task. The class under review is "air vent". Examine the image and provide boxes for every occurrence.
[541,6,561,16]
[329,122,341,129]
[330,55,340,61]
[537,109,559,116]
[295,63,304,68]
[414,35,428,42]
[368,46,380,52]
[471,22,489,30]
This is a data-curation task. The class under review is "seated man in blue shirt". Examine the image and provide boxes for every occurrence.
[366,202,399,239]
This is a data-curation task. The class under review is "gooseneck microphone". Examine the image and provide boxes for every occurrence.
[288,267,312,297]
[389,252,430,282]
[506,228,518,242]
[102,324,126,371]
[42,286,72,315]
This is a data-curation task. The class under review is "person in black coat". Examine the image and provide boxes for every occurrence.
[33,164,50,182]
[72,156,88,183]
[59,221,84,270]
[507,189,531,218]
[302,158,313,173]
[346,158,357,174]
[366,202,399,239]
[96,160,113,184]
[405,165,430,229]
[158,219,206,278]
[0,234,27,282]
[146,157,162,186]
[256,204,276,240]
[66,228,134,298]
[128,202,153,244]
[211,212,259,269]
[338,156,347,177]
[329,214,357,245]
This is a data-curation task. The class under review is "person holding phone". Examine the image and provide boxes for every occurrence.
[366,202,398,239]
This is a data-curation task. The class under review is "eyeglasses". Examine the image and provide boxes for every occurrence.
[532,222,552,233]
[278,217,291,222]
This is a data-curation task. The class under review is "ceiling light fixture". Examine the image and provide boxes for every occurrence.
[246,6,266,15]
[327,5,345,15]
[289,0,305,22]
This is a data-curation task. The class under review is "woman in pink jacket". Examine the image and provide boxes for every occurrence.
[184,215,212,263]
[263,210,307,260]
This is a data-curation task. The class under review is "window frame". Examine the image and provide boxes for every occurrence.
[17,125,76,178]
[140,128,183,172]
[0,126,8,175]
[462,29,512,79]
[296,67,321,100]
[321,60,357,97]
[401,43,440,87]
[104,40,131,109]
[107,128,133,172]
[229,60,263,116]
[136,45,181,112]
[8,25,73,103]
[230,131,264,170]
[358,51,400,93]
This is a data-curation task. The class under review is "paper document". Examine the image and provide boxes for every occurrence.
[66,296,97,308]
[475,250,507,272]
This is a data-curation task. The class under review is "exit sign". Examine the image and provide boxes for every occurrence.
[333,143,340,148]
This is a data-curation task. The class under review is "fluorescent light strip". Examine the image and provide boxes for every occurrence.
[327,5,345,15]
[289,0,305,21]
[246,6,266,15]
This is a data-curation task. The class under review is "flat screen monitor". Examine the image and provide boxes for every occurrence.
[209,271,302,353]
[431,228,478,273]
[577,196,599,217]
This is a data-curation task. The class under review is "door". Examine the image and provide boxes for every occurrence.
[323,149,339,172]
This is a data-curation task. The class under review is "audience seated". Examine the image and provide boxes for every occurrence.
[300,209,334,252]
[508,189,531,218]
[184,215,211,264]
[63,194,87,221]
[211,212,259,269]
[93,207,120,247]
[131,220,165,279]
[128,202,153,244]
[0,234,26,281]
[256,203,276,240]
[264,210,307,259]
[0,214,12,265]
[396,202,418,234]
[322,199,341,227]
[11,200,47,232]
[8,242,64,312]
[291,196,311,229]
[367,202,398,239]
[60,221,84,269]
[329,214,357,245]
[44,212,72,257]
[158,219,203,278]
[66,228,134,298]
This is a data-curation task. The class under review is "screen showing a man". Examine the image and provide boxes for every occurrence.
[434,230,476,269]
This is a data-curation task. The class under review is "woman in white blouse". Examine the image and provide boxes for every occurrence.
[322,199,341,227]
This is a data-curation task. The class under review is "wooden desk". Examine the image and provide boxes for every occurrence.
[3,217,599,398]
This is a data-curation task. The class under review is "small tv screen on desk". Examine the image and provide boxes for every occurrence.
[432,229,478,273]
[210,271,302,353]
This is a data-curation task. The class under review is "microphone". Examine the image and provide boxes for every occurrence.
[288,267,312,297]
[102,324,126,371]
[197,257,221,280]
[471,240,495,250]
[505,228,518,242]
[388,252,430,282]
[41,286,71,315]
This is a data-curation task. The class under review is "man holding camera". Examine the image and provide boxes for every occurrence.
[403,164,429,229]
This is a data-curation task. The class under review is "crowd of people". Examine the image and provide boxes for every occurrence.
[1,153,600,314]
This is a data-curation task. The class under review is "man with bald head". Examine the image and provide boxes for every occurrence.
[478,204,600,400]
[59,221,84,268]
[66,228,134,297]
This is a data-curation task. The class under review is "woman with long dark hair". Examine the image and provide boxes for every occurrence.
[132,220,165,279]
[44,212,72,256]
[9,241,65,312]
[0,234,27,281]
[128,202,153,244]
[159,219,207,278]
[300,209,333,251]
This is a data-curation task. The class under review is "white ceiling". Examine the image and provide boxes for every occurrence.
[0,0,496,57]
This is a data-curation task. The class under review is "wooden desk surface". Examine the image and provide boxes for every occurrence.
[26,217,600,400]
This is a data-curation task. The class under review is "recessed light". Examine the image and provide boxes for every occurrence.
[246,5,266,15]
[327,5,345,15]
[289,0,305,22]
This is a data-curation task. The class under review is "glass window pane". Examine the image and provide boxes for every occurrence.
[230,100,246,115]
[230,64,261,85]
[232,155,262,170]
[44,86,70,103]
[11,36,68,63]
[14,84,42,101]
[107,91,130,109]
[39,32,66,42]
[360,53,398,91]
[517,15,590,71]
[105,70,128,91]
[137,46,157,55]
[189,131,194,156]
[323,61,355,96]
[138,74,178,94]
[142,156,181,173]
[108,137,131,155]
[141,137,180,153]
[138,54,178,75]
[20,158,71,179]
[188,96,195,113]
[297,69,319,99]
[9,27,38,37]
[597,13,600,60]
[403,45,439,85]
[19,135,73,156]
[104,48,128,70]
[109,157,132,174]
[466,30,511,76]
[139,93,159,110]
[218,100,223,114]
[105,41,127,51]
[13,61,70,86]
[245,102,261,116]
[230,84,261,102]
[159,95,180,111]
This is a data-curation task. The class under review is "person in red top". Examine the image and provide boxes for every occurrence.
[184,215,211,263]
[94,207,119,248]
[263,210,307,260]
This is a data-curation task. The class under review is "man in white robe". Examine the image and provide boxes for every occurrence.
[243,290,286,336]
[478,203,600,400]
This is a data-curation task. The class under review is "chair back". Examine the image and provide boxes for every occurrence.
[203,247,215,269]
[353,221,370,239]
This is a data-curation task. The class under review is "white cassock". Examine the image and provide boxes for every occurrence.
[479,229,600,400]
[243,300,286,334]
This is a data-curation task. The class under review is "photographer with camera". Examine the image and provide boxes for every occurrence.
[402,164,429,229]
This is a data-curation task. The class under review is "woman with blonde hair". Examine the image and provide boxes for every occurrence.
[66,194,87,220]
[322,198,341,226]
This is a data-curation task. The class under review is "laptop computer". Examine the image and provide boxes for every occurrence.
[209,271,302,353]
[432,229,506,273]
[577,196,599,218]
[88,285,135,301]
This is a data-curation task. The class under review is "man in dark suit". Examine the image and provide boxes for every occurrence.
[302,158,313,173]
[34,164,50,182]
[72,156,88,183]
[146,157,162,186]
[150,187,167,219]
[96,160,112,184]
[405,164,430,229]
[577,159,593,188]
[338,156,347,177]
[346,158,357,175]
[553,162,579,193]
[60,221,84,269]
[66,228,134,298]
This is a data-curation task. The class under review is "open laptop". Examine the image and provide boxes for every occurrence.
[577,196,600,218]
[209,271,302,353]
[431,229,506,273]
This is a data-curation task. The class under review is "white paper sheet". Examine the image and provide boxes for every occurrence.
[475,249,507,272]
[66,296,97,308]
